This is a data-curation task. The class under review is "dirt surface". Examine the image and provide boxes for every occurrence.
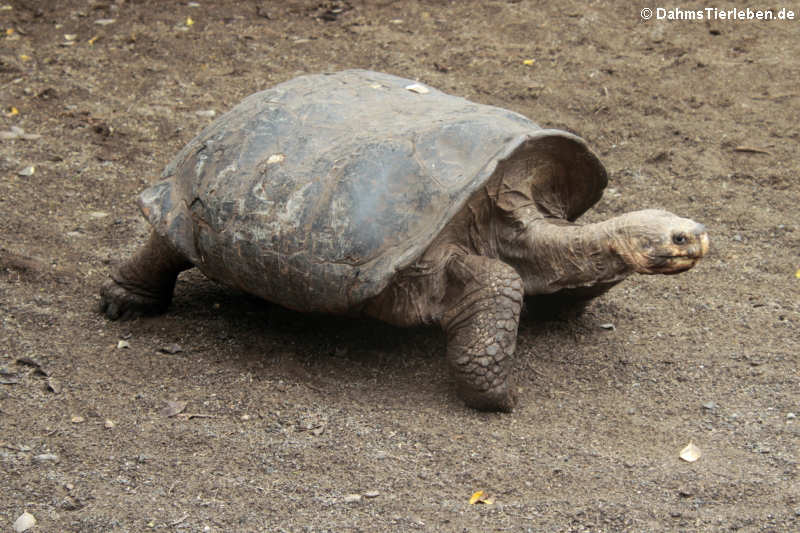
[1,1,798,531]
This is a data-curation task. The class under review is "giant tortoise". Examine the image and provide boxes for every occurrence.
[100,70,709,411]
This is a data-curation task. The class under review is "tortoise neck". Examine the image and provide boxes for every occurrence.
[501,217,633,295]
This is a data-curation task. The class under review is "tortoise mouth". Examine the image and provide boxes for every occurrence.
[645,231,709,274]
[649,255,699,274]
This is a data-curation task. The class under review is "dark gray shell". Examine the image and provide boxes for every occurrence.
[139,70,606,313]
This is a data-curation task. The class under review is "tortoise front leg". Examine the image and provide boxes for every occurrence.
[441,255,524,412]
[99,230,192,320]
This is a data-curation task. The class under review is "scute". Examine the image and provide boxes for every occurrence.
[138,70,606,313]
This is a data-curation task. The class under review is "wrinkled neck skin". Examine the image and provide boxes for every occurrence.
[499,213,636,296]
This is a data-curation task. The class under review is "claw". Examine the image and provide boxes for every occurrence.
[98,279,170,321]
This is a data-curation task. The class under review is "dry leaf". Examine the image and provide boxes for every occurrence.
[733,146,770,155]
[175,412,215,420]
[679,442,701,462]
[405,83,430,94]
[469,490,494,505]
[161,400,187,417]
[0,126,42,140]
[523,58,536,66]
[46,377,61,393]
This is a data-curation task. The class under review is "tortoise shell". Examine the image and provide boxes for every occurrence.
[138,70,606,313]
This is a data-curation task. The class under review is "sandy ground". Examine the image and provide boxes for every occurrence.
[1,1,798,531]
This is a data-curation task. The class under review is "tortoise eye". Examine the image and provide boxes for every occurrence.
[672,233,687,245]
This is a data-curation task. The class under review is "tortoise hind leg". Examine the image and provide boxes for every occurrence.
[99,230,192,320]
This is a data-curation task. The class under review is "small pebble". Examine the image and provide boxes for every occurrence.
[71,415,85,424]
[33,453,59,463]
[159,343,183,354]
[343,494,362,503]
[787,413,796,420]
[17,165,35,177]
[117,340,130,349]
[599,323,616,330]
[364,490,380,498]
[240,414,251,421]
[196,109,217,118]
[732,234,743,242]
[702,401,717,410]
[13,512,36,533]
[104,419,115,429]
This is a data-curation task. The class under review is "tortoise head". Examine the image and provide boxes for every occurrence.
[610,209,709,275]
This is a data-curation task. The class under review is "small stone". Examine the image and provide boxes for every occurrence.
[599,323,616,330]
[364,490,380,498]
[679,442,701,462]
[343,494,362,503]
[94,18,116,25]
[732,234,743,242]
[240,414,251,421]
[90,211,109,218]
[787,412,796,420]
[702,401,717,410]
[159,343,183,354]
[13,511,36,532]
[117,340,130,349]
[104,419,115,429]
[17,165,35,177]
[33,453,59,463]
[195,109,216,118]
[71,415,85,424]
